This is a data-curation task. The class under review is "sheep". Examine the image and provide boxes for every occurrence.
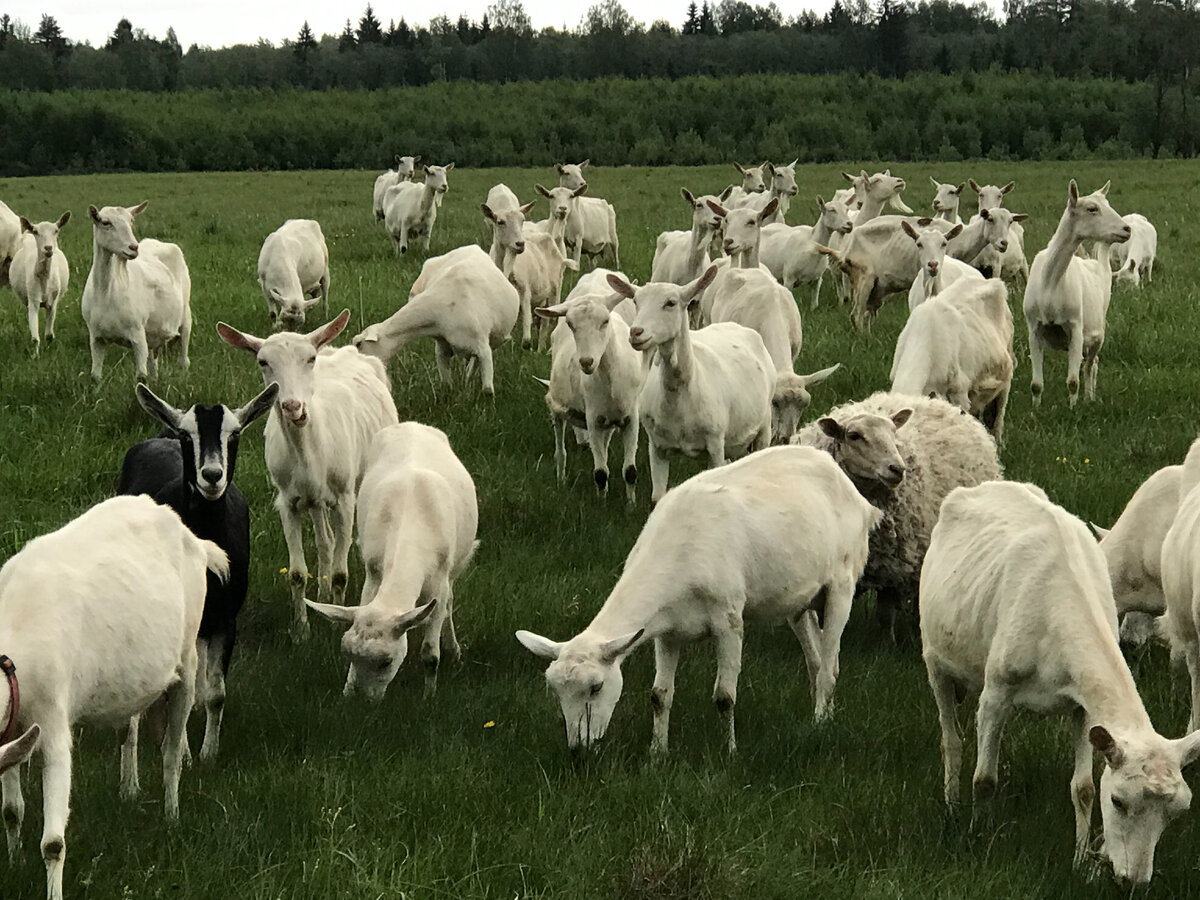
[9,212,70,355]
[607,267,775,503]
[554,160,620,269]
[921,479,1200,887]
[81,201,192,382]
[516,445,881,752]
[721,160,769,207]
[650,188,724,285]
[383,163,453,255]
[307,422,478,701]
[0,200,19,286]
[1110,213,1157,287]
[758,195,854,308]
[217,310,399,641]
[117,380,278,760]
[903,220,982,310]
[372,154,421,222]
[890,278,1015,444]
[1024,180,1130,407]
[740,159,800,224]
[257,219,330,332]
[481,199,574,351]
[536,291,646,502]
[929,177,965,224]
[793,391,1001,636]
[353,245,520,396]
[0,494,228,900]
[968,179,1030,280]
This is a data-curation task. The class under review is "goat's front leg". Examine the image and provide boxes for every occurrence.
[586,419,614,496]
[131,332,151,381]
[650,636,682,754]
[1027,321,1045,407]
[88,334,106,382]
[39,726,71,900]
[552,414,568,483]
[705,434,727,469]
[44,296,59,343]
[648,436,670,504]
[26,298,40,356]
[1065,320,1084,407]
[278,498,311,641]
[327,492,356,606]
[620,415,639,504]
[421,580,452,698]
[2,761,25,863]
[1070,707,1096,870]
[712,622,744,754]
[119,716,139,799]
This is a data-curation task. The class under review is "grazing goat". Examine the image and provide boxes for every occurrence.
[118,381,278,759]
[0,495,228,900]
[308,423,478,701]
[81,201,192,381]
[517,446,880,752]
[257,218,330,332]
[9,212,70,355]
[217,310,399,641]
[922,480,1200,887]
[1160,439,1200,731]
[354,245,520,395]
[383,163,453,254]
[1023,180,1130,407]
[1110,213,1157,287]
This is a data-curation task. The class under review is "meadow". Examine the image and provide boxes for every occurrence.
[0,159,1199,899]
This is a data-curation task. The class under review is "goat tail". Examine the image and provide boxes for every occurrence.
[201,540,231,585]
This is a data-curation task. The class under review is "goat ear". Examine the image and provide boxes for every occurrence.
[0,725,39,776]
[535,303,568,319]
[706,199,728,218]
[842,172,855,183]
[394,154,403,165]
[764,161,776,175]
[968,179,982,193]
[134,383,184,431]
[789,158,798,168]
[718,185,734,202]
[684,264,719,305]
[480,203,496,222]
[555,163,566,174]
[307,309,350,348]
[515,630,564,660]
[519,201,536,216]
[1011,213,1029,223]
[216,322,264,354]
[892,408,914,429]
[305,600,358,627]
[235,382,279,429]
[929,176,941,189]
[816,195,825,209]
[901,221,919,241]
[128,201,149,216]
[55,211,70,229]
[411,155,421,166]
[573,183,589,198]
[800,363,840,387]
[579,159,589,168]
[606,273,637,299]
[680,188,696,205]
[1001,181,1015,194]
[89,205,102,224]
[600,628,643,663]
[1098,179,1110,196]
[536,183,551,198]
[955,182,965,195]
[734,162,747,175]
[947,224,964,241]
[1088,522,1111,541]
[1068,179,1079,207]
[759,197,779,223]
[390,599,437,639]
[1089,724,1125,768]
[18,216,33,234]
[818,417,844,441]
[1174,730,1200,768]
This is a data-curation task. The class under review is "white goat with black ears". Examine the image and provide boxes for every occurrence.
[308,422,478,701]
[218,310,399,641]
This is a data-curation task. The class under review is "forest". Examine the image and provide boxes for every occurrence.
[0,0,1196,173]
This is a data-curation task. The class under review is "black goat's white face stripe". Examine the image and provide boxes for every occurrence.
[179,406,239,497]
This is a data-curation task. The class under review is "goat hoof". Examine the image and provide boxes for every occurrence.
[594,470,608,491]
[624,465,637,485]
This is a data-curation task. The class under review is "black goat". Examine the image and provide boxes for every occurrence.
[117,381,277,760]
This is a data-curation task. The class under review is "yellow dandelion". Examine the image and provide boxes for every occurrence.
[279,568,288,574]
[1084,458,1090,464]
[484,721,496,729]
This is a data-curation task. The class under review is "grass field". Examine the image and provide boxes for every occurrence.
[1,160,1200,899]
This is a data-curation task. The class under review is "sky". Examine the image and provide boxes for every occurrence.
[10,0,856,49]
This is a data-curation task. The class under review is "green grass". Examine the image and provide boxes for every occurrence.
[1,160,1200,899]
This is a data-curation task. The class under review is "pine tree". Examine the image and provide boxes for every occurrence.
[107,17,134,49]
[699,1,716,34]
[34,14,68,57]
[683,0,699,34]
[357,4,383,44]
[295,21,317,58]
[0,14,12,49]
[338,18,357,52]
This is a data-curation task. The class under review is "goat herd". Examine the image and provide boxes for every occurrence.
[0,155,1183,897]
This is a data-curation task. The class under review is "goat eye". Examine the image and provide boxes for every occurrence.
[307,357,316,366]
[257,359,268,368]
[665,300,676,309]
[589,684,602,696]
[1112,797,1128,814]
[848,432,863,442]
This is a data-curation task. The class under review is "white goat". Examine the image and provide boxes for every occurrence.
[0,494,228,900]
[608,268,775,503]
[537,292,645,501]
[81,202,192,381]
[554,161,621,269]
[843,169,914,223]
[307,422,478,700]
[651,188,723,285]
[1110,213,1157,286]
[890,277,1014,443]
[722,161,769,207]
[217,310,399,641]
[741,160,799,224]
[969,179,1030,280]
[929,177,965,224]
[9,212,70,354]
[1161,439,1200,730]
[516,445,880,752]
[922,480,1200,887]
[1024,180,1130,406]
[383,163,453,255]
[372,154,421,221]
[257,219,330,332]
[759,195,854,307]
[903,221,980,310]
[353,245,520,395]
[0,200,19,287]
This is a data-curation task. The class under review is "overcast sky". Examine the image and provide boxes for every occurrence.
[11,0,860,48]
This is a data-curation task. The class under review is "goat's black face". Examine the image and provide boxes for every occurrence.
[179,405,241,501]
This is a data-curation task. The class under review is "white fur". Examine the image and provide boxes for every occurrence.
[0,200,20,287]
[928,176,965,224]
[759,195,854,308]
[554,161,620,269]
[372,155,421,221]
[383,163,453,255]
[1110,213,1157,286]
[651,188,723,285]
[968,179,1030,281]
[257,219,330,331]
[8,212,70,354]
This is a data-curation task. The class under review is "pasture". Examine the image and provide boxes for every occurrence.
[0,160,1198,898]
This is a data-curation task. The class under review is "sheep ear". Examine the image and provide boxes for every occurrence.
[1090,725,1125,768]
[390,599,437,639]
[706,199,728,218]
[516,630,563,660]
[606,273,636,299]
[128,201,149,216]
[681,188,696,205]
[1088,522,1111,541]
[234,382,279,429]
[535,303,568,319]
[134,383,185,431]
[307,309,350,348]
[758,198,779,223]
[216,322,264,354]
[0,725,39,776]
[968,179,982,193]
[818,417,844,440]
[1001,181,1015,194]
[18,216,33,234]
[600,628,644,663]
[519,201,536,216]
[800,363,840,387]
[892,408,914,429]
[947,224,964,240]
[480,203,496,222]
[1068,180,1079,207]
[55,211,70,229]
[305,600,358,626]
[536,183,551,198]
[901,221,919,241]
[718,185,734,202]
[88,205,102,224]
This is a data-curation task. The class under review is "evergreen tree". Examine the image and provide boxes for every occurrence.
[357,5,383,44]
[683,1,699,34]
[876,0,909,76]
[699,1,716,34]
[338,19,357,52]
[34,14,68,58]
[0,14,12,49]
[107,17,134,49]
[295,21,317,58]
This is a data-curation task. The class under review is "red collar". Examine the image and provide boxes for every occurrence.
[0,655,18,745]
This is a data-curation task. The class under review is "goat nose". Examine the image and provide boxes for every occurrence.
[629,327,643,339]
[281,399,301,413]
[888,464,905,478]
[998,241,1008,253]
[515,241,525,252]
[579,356,595,370]
[200,465,222,484]
[723,240,734,251]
